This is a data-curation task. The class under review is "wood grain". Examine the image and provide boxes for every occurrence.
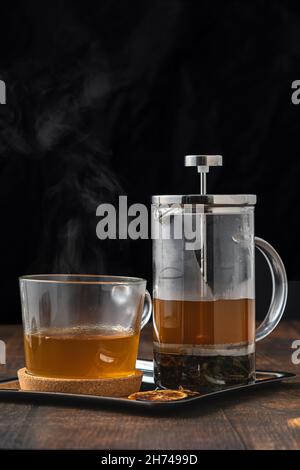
[0,322,300,450]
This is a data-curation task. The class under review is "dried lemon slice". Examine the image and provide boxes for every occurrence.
[128,389,188,402]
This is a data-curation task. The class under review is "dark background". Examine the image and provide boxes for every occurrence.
[0,0,299,323]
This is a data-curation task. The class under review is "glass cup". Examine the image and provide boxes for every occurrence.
[19,275,152,379]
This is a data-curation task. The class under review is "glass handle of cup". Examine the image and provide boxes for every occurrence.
[255,237,288,342]
[141,290,152,329]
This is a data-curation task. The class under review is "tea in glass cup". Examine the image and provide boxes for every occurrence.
[19,275,152,379]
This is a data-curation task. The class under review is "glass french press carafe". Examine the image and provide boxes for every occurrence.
[152,155,287,392]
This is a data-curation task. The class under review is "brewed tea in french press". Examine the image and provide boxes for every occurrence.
[152,155,287,391]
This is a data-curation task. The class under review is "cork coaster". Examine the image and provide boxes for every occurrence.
[17,368,143,398]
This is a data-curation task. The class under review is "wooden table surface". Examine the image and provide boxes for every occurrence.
[0,322,300,450]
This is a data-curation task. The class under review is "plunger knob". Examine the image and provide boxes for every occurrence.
[184,155,223,195]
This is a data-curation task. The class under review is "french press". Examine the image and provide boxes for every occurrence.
[152,155,287,391]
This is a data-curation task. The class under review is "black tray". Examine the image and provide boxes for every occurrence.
[0,359,295,410]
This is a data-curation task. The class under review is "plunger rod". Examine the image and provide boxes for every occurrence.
[200,172,207,195]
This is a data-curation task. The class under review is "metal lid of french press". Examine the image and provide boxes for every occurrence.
[152,155,257,206]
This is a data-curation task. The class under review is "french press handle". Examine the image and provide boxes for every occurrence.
[255,237,288,341]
